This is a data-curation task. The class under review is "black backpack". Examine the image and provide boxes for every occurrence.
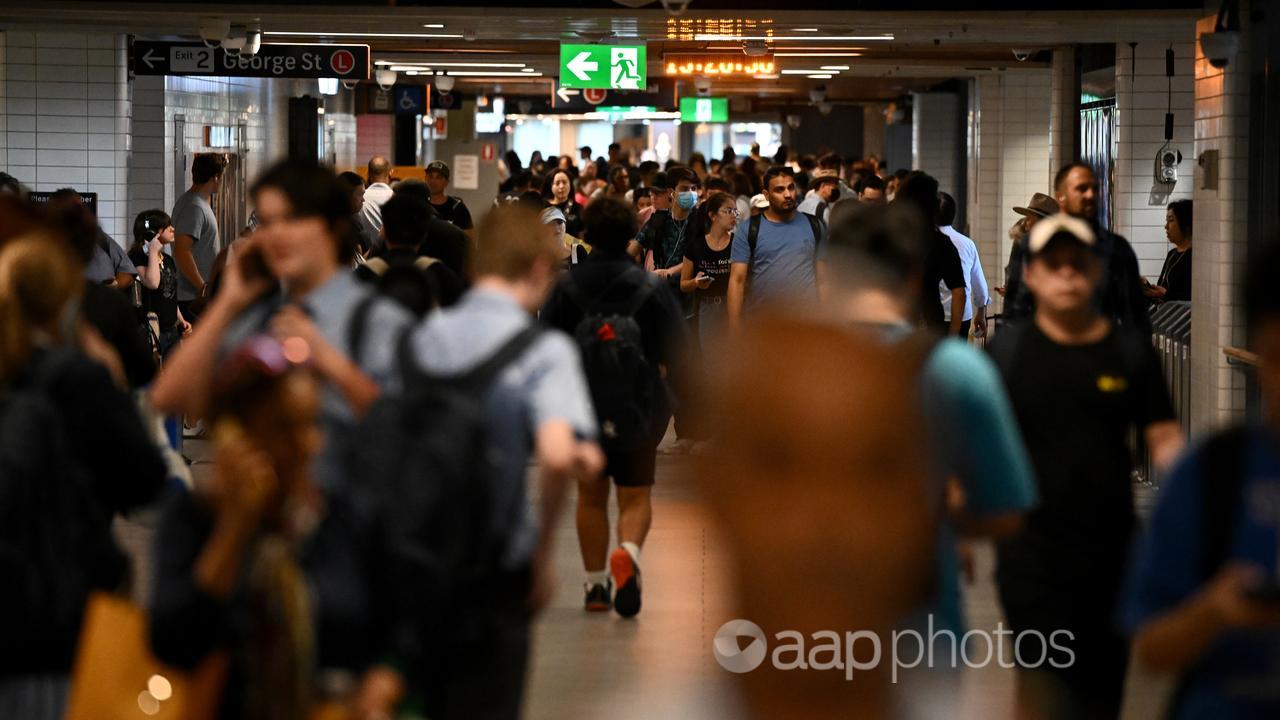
[564,272,661,454]
[0,351,126,672]
[349,326,542,663]
[356,254,441,319]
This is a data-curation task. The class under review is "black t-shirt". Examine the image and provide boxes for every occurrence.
[1157,246,1191,303]
[922,230,965,329]
[128,246,180,329]
[989,322,1174,625]
[685,232,732,303]
[430,195,474,231]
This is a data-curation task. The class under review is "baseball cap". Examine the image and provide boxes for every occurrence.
[812,174,840,188]
[812,168,839,179]
[750,194,769,210]
[1028,213,1096,255]
[425,160,450,178]
[1013,192,1059,219]
[648,172,672,191]
[540,207,567,225]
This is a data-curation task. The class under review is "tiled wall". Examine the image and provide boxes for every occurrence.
[356,114,393,168]
[1189,14,1251,433]
[912,91,960,199]
[968,70,1053,314]
[1113,41,1196,279]
[1,31,133,242]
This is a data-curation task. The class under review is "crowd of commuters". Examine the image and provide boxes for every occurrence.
[0,135,1274,720]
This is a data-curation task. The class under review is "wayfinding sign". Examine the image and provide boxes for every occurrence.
[132,41,370,80]
[559,43,646,90]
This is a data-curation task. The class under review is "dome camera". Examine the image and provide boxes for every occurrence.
[222,25,247,55]
[199,18,230,48]
[243,28,262,57]
[786,113,802,130]
[1200,31,1240,69]
[694,77,712,93]
[434,74,456,93]
[743,40,770,57]
[808,85,826,104]
[1011,48,1034,62]
[341,79,360,90]
[375,69,397,90]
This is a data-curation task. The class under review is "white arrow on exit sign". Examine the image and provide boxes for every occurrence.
[141,48,161,69]
[556,86,579,104]
[567,52,598,82]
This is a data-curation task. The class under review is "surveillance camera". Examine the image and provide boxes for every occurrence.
[434,74,456,93]
[1011,48,1033,62]
[199,18,230,48]
[809,85,826,104]
[743,40,769,57]
[341,79,359,90]
[785,114,802,130]
[694,77,712,93]
[375,69,397,90]
[1200,31,1240,69]
[463,29,477,42]
[243,29,262,57]
[222,25,247,55]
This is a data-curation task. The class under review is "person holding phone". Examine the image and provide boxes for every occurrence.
[129,209,192,358]
[680,191,736,347]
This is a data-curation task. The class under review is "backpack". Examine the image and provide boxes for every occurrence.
[1198,426,1252,580]
[0,350,126,672]
[564,271,661,454]
[746,211,825,267]
[348,326,542,661]
[360,254,441,318]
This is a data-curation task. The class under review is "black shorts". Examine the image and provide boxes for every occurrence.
[604,446,657,488]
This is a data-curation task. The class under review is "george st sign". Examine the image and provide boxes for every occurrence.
[132,41,369,79]
[559,43,646,90]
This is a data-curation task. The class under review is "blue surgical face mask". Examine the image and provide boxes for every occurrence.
[676,190,698,210]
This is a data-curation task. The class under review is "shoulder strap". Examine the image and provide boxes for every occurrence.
[747,214,763,266]
[459,325,543,389]
[805,212,824,251]
[1200,426,1251,580]
[414,256,440,271]
[815,202,829,222]
[363,257,390,276]
[347,294,379,367]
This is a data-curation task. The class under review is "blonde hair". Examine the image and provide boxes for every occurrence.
[0,235,83,384]
[470,205,562,281]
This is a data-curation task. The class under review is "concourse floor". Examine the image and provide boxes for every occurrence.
[115,436,1167,720]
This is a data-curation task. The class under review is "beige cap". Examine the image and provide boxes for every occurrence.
[1028,213,1096,254]
[750,193,769,209]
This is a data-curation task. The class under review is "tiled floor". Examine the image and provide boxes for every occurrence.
[115,439,1172,719]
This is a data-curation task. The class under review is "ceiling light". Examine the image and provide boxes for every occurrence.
[405,70,418,75]
[780,69,830,75]
[521,68,536,73]
[694,34,892,42]
[423,23,445,28]
[373,61,525,68]
[793,28,819,32]
[775,52,864,57]
[442,71,542,76]
[820,65,850,70]
[806,74,833,79]
[265,31,463,39]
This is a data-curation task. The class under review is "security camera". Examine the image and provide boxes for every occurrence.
[434,74,456,93]
[341,79,360,90]
[1011,48,1034,62]
[1200,31,1240,69]
[785,114,802,130]
[199,18,230,47]
[694,77,712,93]
[375,69,397,90]
[243,29,262,57]
[743,40,769,57]
[222,25,247,54]
[809,85,826,104]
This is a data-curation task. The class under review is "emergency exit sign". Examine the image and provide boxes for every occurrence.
[559,44,646,90]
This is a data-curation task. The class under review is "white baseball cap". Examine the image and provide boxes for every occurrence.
[1028,213,1096,255]
[750,193,769,210]
[540,207,567,225]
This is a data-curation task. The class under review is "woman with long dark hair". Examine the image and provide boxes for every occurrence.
[679,192,737,347]
[129,209,192,357]
[542,169,584,239]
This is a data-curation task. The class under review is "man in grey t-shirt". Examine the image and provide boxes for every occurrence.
[172,154,224,319]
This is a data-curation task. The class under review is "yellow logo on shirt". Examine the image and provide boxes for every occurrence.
[1097,375,1128,393]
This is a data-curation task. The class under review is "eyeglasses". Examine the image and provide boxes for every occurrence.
[719,207,739,216]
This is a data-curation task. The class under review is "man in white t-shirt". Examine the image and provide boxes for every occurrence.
[360,155,395,232]
[936,192,991,339]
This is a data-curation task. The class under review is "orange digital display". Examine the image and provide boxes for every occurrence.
[663,55,776,77]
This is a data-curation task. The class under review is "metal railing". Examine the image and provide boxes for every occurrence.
[1140,301,1192,487]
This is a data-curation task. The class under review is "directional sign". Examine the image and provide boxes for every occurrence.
[541,78,676,114]
[132,41,369,79]
[558,43,646,90]
[583,88,608,105]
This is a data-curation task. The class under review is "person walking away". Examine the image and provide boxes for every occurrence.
[893,172,964,337]
[355,193,463,315]
[425,160,475,241]
[936,192,991,339]
[1144,199,1193,304]
[360,156,395,233]
[859,174,888,205]
[172,154,225,323]
[680,191,736,347]
[151,160,413,495]
[129,209,192,358]
[363,205,601,719]
[542,198,689,619]
[988,214,1184,720]
[1124,239,1280,720]
[725,166,827,334]
[339,171,380,256]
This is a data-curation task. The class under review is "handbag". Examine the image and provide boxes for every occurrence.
[63,592,228,720]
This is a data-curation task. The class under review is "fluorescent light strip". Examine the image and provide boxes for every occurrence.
[422,23,445,28]
[806,74,833,79]
[694,34,892,41]
[265,31,463,39]
[780,69,835,75]
[389,66,432,72]
[775,52,864,57]
[793,28,819,32]
[441,71,542,76]
[820,65,851,70]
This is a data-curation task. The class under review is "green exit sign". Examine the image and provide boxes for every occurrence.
[559,43,647,90]
[680,97,729,123]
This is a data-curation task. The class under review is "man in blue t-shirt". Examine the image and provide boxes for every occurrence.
[726,165,825,332]
[1124,240,1280,720]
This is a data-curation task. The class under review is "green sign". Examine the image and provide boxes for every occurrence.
[559,43,646,90]
[680,97,729,123]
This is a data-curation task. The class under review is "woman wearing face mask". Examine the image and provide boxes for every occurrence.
[542,169,584,239]
[680,192,737,347]
[129,209,192,358]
